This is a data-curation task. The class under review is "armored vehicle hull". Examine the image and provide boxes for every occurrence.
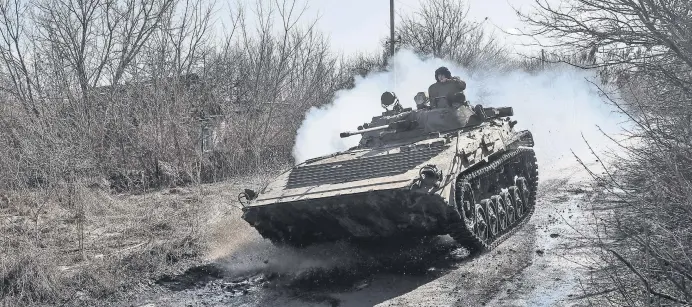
[239,93,538,253]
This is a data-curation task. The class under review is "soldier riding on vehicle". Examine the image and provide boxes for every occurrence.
[425,66,486,118]
[428,66,467,108]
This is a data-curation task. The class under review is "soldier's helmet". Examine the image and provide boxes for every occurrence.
[435,66,452,81]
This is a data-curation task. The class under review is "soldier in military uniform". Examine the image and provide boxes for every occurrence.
[427,66,467,108]
[427,66,488,119]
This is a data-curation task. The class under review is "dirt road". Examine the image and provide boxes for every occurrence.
[129,163,598,307]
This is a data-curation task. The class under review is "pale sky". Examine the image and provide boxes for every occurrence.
[216,0,552,58]
[308,0,542,55]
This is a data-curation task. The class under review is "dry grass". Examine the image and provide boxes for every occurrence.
[0,167,282,306]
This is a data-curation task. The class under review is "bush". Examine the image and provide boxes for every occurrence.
[519,0,692,304]
[0,244,64,305]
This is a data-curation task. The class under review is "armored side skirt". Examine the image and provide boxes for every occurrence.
[241,189,460,246]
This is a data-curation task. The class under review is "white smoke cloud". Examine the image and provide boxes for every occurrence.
[291,49,626,178]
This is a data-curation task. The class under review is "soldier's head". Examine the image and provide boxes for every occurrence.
[435,66,452,82]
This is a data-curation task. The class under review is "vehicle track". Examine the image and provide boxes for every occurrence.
[449,147,539,252]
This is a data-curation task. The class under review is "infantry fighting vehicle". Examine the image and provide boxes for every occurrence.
[238,90,538,253]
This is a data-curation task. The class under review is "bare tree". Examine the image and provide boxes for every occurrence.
[395,0,507,69]
[0,0,218,190]
[0,0,349,304]
[0,0,38,118]
[518,1,692,305]
[32,0,176,89]
[104,0,216,187]
[0,0,350,188]
[200,0,340,172]
[519,0,692,92]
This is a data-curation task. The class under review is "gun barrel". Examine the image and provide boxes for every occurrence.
[339,120,418,138]
[340,125,390,138]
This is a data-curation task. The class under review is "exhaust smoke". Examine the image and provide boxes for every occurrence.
[292,49,625,179]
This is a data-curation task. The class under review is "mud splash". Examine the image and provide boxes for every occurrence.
[155,235,473,304]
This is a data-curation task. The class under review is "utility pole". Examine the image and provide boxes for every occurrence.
[541,49,546,70]
[390,0,395,57]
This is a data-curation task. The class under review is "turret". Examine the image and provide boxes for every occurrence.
[338,90,517,147]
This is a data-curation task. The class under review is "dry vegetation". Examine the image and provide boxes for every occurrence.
[4,0,686,305]
[520,0,692,305]
[0,0,515,305]
[0,170,277,306]
[0,0,345,304]
[395,0,508,70]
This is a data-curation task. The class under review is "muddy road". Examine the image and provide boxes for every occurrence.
[130,164,599,307]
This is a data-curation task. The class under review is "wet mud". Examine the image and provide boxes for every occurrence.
[151,235,476,306]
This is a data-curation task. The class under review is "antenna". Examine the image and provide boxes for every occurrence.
[389,0,397,91]
[389,0,395,57]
